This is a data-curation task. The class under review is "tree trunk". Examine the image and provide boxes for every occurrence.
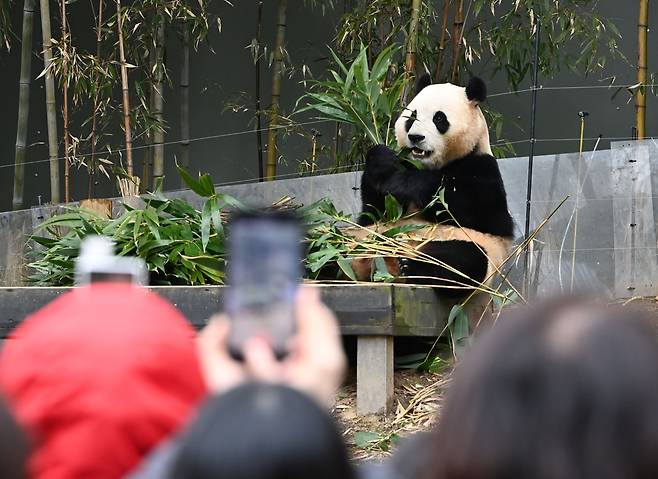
[152,15,165,186]
[12,0,36,210]
[265,0,287,181]
[635,0,649,139]
[450,0,464,83]
[61,0,71,202]
[255,1,264,181]
[402,0,422,105]
[116,0,134,177]
[179,20,190,188]
[434,0,451,82]
[89,0,104,199]
[40,0,59,204]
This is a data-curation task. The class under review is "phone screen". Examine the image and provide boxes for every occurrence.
[225,211,303,360]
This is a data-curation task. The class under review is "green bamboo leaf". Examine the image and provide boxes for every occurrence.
[198,173,216,197]
[336,257,357,281]
[201,199,212,252]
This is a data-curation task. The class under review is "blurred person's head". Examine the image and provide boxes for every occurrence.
[426,298,658,479]
[173,382,356,479]
[0,283,207,479]
[0,395,28,479]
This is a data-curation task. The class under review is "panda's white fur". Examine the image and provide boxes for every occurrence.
[394,83,492,168]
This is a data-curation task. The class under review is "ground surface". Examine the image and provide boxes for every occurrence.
[333,368,452,462]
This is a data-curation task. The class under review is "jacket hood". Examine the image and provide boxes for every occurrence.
[0,283,207,479]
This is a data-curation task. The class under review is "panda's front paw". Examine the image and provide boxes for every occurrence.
[364,145,399,180]
[398,257,410,276]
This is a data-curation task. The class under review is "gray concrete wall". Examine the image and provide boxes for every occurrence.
[3,140,658,299]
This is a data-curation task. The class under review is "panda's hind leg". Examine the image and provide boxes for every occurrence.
[400,240,488,298]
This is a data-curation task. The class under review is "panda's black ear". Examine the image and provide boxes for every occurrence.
[415,73,432,95]
[466,77,487,104]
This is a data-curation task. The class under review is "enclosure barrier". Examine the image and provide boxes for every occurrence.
[0,284,482,415]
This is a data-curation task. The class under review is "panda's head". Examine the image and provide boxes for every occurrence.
[394,75,492,168]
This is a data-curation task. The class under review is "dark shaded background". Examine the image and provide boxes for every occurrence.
[0,1,655,212]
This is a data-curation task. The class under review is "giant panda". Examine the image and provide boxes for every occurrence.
[348,74,514,298]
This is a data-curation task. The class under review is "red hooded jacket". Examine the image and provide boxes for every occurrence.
[0,283,207,478]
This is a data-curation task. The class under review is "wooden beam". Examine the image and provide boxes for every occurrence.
[357,335,394,415]
[0,285,450,339]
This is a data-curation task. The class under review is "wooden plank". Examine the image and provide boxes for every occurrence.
[0,287,68,337]
[356,335,394,415]
[612,143,658,297]
[0,284,454,338]
[392,285,450,336]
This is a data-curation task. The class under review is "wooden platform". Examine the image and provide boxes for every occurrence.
[0,284,456,415]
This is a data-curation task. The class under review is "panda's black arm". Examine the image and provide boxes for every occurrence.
[358,145,412,225]
[359,145,442,224]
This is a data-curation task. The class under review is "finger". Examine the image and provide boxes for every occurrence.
[197,315,230,354]
[243,337,284,382]
[295,287,340,337]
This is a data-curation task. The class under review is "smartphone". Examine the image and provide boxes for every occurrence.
[225,209,303,361]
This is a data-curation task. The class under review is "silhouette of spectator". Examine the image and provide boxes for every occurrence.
[0,395,28,479]
[173,382,356,479]
[129,286,347,478]
[423,298,658,479]
[0,283,207,479]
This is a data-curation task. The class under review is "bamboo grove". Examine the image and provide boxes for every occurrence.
[1,0,649,210]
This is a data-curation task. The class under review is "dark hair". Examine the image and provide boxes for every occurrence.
[173,382,356,479]
[426,298,658,479]
[0,396,29,479]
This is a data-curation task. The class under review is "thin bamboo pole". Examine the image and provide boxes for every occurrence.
[40,0,59,204]
[89,0,104,199]
[450,0,463,83]
[635,0,649,139]
[434,0,451,82]
[152,15,165,186]
[255,1,264,182]
[522,20,541,296]
[12,0,36,210]
[61,0,70,203]
[402,0,422,105]
[142,36,155,191]
[180,20,190,188]
[116,0,134,177]
[265,0,287,181]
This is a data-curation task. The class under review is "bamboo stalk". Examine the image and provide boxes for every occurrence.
[116,0,133,177]
[152,14,165,186]
[180,20,190,188]
[61,0,70,202]
[12,0,36,210]
[402,0,422,105]
[40,0,59,204]
[89,0,104,199]
[265,0,287,181]
[255,1,264,181]
[450,0,463,83]
[142,34,155,192]
[635,0,649,139]
[434,0,451,82]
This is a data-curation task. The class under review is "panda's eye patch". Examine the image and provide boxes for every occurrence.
[433,111,450,134]
[405,110,417,132]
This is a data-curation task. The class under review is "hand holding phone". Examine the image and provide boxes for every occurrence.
[198,287,346,406]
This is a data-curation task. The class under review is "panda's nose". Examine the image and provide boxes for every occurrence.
[408,134,425,144]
